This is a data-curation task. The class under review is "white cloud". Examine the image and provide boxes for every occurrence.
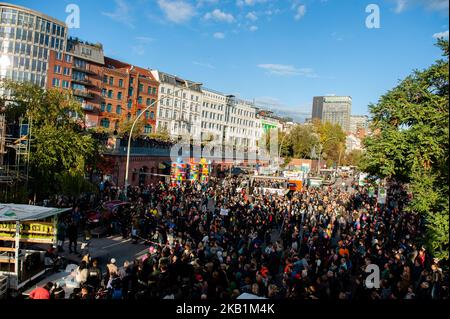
[393,0,449,13]
[102,0,135,28]
[249,25,258,31]
[213,32,225,39]
[204,9,235,23]
[158,0,196,24]
[135,36,154,43]
[193,61,216,69]
[433,30,449,39]
[246,12,258,21]
[132,36,154,56]
[237,0,268,7]
[294,5,306,20]
[258,64,318,77]
[196,0,219,7]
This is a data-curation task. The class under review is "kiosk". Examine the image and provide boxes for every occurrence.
[0,204,70,294]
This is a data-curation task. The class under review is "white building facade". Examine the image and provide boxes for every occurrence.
[151,70,202,139]
[200,88,227,143]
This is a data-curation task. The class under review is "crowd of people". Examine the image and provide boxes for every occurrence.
[29,174,448,300]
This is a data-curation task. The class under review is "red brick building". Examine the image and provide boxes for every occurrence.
[46,38,159,132]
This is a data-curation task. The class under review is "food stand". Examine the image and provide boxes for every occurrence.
[0,204,70,293]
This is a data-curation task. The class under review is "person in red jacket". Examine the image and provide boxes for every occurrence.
[29,282,53,300]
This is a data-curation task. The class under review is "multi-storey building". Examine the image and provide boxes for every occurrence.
[46,38,159,130]
[224,96,258,151]
[200,88,227,143]
[47,38,103,127]
[151,70,202,139]
[312,96,352,132]
[350,115,369,135]
[0,2,67,88]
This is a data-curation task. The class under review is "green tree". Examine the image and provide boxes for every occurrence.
[285,124,319,159]
[313,120,346,167]
[118,116,146,138]
[1,81,96,198]
[360,40,449,260]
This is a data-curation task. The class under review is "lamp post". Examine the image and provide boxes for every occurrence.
[124,81,202,197]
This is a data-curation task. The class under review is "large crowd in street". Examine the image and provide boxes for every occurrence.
[30,174,448,300]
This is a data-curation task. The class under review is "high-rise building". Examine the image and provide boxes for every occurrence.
[312,96,352,132]
[350,115,369,134]
[0,2,68,88]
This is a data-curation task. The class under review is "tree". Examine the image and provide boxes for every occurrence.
[149,126,172,142]
[285,124,319,159]
[313,120,346,167]
[1,80,97,198]
[118,116,146,138]
[343,149,363,167]
[360,40,449,260]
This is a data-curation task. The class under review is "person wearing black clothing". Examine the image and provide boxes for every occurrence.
[87,259,102,291]
[67,221,78,254]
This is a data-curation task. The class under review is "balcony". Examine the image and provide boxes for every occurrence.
[72,65,96,75]
[73,90,95,99]
[72,78,94,87]
[81,104,95,112]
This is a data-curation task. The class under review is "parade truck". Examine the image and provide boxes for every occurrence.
[0,204,70,296]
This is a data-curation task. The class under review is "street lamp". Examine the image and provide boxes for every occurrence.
[124,81,202,197]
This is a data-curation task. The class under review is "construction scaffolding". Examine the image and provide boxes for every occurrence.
[0,113,31,201]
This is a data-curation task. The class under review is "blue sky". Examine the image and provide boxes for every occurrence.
[13,0,449,118]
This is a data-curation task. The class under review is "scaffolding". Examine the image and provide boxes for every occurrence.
[0,114,31,201]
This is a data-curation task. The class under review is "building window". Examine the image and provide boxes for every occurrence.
[144,125,152,134]
[146,98,151,106]
[62,80,69,89]
[55,52,62,60]
[108,90,113,98]
[52,78,60,87]
[130,77,134,85]
[116,105,122,114]
[151,99,156,106]
[138,84,143,93]
[119,79,123,87]
[107,103,112,112]
[101,89,107,97]
[101,102,106,112]
[65,54,72,63]
[63,67,70,76]
[109,77,114,86]
[136,109,141,116]
[103,75,108,83]
[100,118,110,128]
[145,111,149,119]
[127,100,132,109]
[150,111,155,119]
[54,65,61,74]
[138,96,143,104]
[117,92,122,100]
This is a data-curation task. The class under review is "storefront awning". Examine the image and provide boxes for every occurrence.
[0,204,70,222]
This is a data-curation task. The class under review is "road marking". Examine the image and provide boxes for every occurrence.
[101,238,132,249]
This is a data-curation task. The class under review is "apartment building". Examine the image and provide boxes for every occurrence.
[151,70,202,139]
[46,38,159,130]
[200,88,227,143]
